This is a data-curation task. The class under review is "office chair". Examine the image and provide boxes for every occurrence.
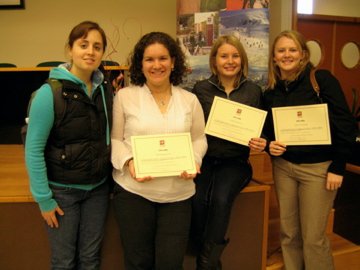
[0,63,17,67]
[101,60,120,66]
[100,60,123,90]
[36,61,65,67]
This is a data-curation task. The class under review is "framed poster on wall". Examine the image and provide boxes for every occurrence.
[176,0,270,90]
[0,0,24,9]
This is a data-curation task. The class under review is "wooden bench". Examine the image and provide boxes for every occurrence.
[0,145,271,270]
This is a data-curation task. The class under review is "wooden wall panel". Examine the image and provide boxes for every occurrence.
[333,22,360,107]
[297,19,334,71]
[297,15,360,110]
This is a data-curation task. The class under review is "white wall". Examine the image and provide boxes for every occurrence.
[0,0,176,67]
[1,0,359,67]
[269,0,293,48]
[266,0,360,46]
[0,0,291,67]
[313,0,360,17]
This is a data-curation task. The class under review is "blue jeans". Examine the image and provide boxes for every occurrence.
[112,183,191,270]
[191,156,252,244]
[47,181,110,270]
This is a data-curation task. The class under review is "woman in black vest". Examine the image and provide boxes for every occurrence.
[25,21,113,269]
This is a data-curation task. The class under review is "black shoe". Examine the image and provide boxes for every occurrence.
[196,239,229,270]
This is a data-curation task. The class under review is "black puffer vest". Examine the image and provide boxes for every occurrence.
[45,79,113,185]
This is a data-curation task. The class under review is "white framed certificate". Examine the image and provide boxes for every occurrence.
[131,133,196,178]
[205,96,267,146]
[272,104,331,145]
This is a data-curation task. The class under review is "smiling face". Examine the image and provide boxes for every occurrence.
[273,36,304,80]
[215,43,241,81]
[69,29,104,78]
[141,42,174,89]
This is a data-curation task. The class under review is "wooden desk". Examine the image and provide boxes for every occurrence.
[0,67,55,72]
[184,181,270,270]
[0,145,270,270]
[0,69,49,134]
[346,163,360,175]
[0,145,31,202]
[0,66,128,144]
[0,66,128,72]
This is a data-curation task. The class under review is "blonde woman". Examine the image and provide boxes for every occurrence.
[263,30,357,270]
[191,35,266,269]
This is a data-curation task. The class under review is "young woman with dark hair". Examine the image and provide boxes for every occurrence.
[111,31,207,269]
[25,21,112,269]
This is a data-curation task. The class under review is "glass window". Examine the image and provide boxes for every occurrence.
[297,0,313,14]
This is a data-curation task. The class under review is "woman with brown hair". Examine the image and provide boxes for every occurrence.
[25,21,113,269]
[111,31,207,270]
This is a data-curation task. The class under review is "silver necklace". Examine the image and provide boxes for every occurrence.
[151,91,171,106]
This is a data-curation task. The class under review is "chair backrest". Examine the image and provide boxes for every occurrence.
[0,63,17,67]
[101,60,120,66]
[36,61,65,67]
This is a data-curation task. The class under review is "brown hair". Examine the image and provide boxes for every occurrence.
[67,21,107,51]
[129,32,187,86]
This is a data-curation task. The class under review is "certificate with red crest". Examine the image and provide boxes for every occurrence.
[272,104,331,145]
[205,96,267,146]
[131,133,196,178]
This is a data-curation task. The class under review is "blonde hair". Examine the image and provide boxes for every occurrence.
[209,35,249,87]
[267,30,312,89]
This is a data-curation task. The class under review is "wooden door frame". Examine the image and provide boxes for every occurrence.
[291,0,360,124]
[292,0,298,29]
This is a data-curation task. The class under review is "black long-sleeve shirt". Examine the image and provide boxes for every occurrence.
[263,65,357,175]
[192,75,263,160]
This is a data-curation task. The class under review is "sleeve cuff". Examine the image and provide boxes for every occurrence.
[38,198,58,212]
[327,160,346,176]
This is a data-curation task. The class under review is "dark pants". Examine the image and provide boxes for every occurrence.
[112,183,192,270]
[191,156,252,244]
